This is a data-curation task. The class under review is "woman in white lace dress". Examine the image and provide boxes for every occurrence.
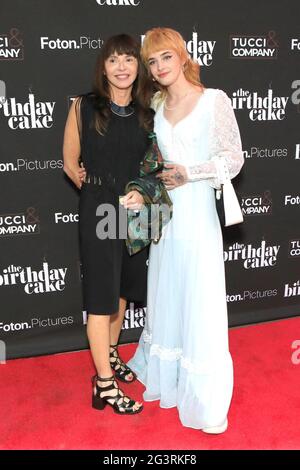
[126,28,244,433]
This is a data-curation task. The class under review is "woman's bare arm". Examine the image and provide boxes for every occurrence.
[63,98,85,189]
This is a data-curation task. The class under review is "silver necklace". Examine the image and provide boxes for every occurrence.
[164,90,195,111]
[110,101,134,117]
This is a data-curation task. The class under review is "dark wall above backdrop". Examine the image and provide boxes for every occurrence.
[0,0,299,359]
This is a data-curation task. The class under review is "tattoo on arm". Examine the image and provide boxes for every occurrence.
[173,171,184,184]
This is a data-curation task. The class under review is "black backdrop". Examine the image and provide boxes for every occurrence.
[1,0,300,360]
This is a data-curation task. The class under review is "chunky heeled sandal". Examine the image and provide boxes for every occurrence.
[91,375,143,415]
[109,344,137,383]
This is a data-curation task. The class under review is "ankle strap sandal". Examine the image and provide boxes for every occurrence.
[109,344,137,383]
[91,375,143,415]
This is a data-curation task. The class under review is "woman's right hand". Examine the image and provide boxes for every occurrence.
[64,164,86,189]
[121,190,144,210]
[78,165,87,187]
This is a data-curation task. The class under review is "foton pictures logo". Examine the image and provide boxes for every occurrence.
[0,315,74,332]
[40,36,104,51]
[291,39,300,51]
[230,31,279,59]
[284,195,300,206]
[55,212,79,224]
[226,288,277,303]
[0,28,24,60]
[243,146,287,160]
[0,158,63,173]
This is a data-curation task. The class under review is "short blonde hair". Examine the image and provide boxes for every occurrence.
[141,27,203,95]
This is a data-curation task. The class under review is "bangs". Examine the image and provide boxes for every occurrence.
[141,28,185,63]
[103,34,139,60]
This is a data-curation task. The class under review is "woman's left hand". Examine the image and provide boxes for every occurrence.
[121,190,144,210]
[157,163,188,190]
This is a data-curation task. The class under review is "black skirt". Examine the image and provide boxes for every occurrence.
[79,183,148,314]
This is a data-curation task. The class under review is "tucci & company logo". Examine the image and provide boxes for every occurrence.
[241,191,272,216]
[289,240,300,258]
[0,208,40,237]
[229,31,279,58]
[0,28,24,60]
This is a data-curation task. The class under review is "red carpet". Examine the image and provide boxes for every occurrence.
[1,317,300,450]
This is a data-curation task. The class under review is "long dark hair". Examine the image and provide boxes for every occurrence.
[89,34,154,134]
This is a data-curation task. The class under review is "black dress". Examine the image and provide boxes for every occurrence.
[78,94,150,314]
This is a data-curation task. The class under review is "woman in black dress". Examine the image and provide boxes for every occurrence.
[63,35,152,414]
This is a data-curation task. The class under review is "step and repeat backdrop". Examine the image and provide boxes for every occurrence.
[0,0,299,359]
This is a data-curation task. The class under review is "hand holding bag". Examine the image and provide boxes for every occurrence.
[215,158,243,227]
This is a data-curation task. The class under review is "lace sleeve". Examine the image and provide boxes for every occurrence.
[186,90,244,188]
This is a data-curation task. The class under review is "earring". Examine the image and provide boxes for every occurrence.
[152,77,156,82]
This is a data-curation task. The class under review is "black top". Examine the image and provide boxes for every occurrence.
[78,94,150,313]
[80,94,150,196]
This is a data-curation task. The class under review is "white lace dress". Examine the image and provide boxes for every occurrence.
[128,88,244,429]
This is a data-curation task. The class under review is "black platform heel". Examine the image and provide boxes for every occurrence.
[91,375,143,415]
[109,344,137,383]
